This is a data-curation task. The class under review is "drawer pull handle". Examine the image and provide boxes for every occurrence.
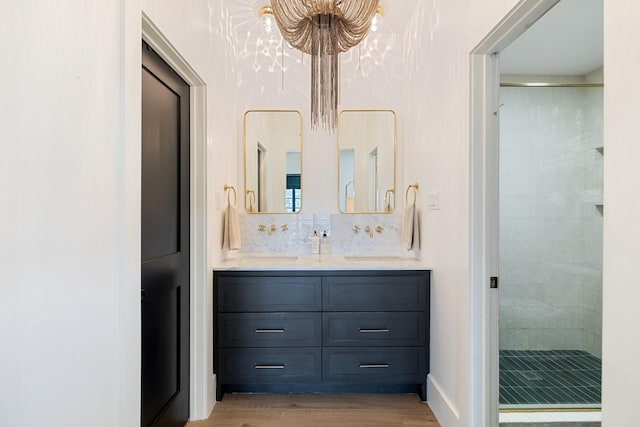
[254,364,286,369]
[254,328,286,333]
[359,328,390,333]
[359,363,390,369]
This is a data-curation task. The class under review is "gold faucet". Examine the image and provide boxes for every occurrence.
[280,224,288,232]
[364,226,374,238]
[353,225,360,233]
[268,224,276,236]
[376,225,384,233]
[258,224,265,232]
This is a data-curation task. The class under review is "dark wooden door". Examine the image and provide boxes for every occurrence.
[141,41,190,427]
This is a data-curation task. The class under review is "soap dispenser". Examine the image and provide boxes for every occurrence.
[311,231,320,254]
[320,230,330,254]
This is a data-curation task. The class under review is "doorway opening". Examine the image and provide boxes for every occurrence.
[470,0,603,425]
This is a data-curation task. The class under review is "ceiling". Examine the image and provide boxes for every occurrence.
[500,0,603,76]
[233,1,420,36]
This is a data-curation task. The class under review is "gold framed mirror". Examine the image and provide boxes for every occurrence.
[244,110,303,213]
[338,110,396,213]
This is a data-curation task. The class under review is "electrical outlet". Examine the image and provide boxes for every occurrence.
[427,192,440,210]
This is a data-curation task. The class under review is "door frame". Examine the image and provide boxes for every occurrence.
[468,1,560,425]
[142,13,209,420]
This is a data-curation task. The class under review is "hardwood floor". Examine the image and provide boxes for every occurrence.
[187,394,441,427]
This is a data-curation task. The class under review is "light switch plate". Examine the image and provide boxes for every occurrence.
[427,192,440,210]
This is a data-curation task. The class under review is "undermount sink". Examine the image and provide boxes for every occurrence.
[240,256,299,263]
[343,255,404,262]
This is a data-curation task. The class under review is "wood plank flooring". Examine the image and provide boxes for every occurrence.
[187,394,440,427]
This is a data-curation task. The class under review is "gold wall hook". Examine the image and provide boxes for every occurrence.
[224,184,237,205]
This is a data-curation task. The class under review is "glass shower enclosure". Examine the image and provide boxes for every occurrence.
[498,84,603,409]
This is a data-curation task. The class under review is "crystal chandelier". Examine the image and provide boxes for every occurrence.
[270,0,379,131]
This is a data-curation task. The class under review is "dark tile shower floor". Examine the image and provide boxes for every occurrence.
[499,350,601,407]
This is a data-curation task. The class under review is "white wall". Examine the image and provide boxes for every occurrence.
[0,2,130,426]
[0,0,240,425]
[401,1,526,424]
[601,1,640,425]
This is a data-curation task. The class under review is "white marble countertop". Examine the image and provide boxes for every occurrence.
[214,253,431,271]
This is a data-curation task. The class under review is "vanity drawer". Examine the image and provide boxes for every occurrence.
[217,275,322,312]
[323,273,428,311]
[219,348,321,383]
[219,313,321,347]
[323,347,425,382]
[323,312,426,346]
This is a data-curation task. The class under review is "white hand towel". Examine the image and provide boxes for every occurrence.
[402,202,420,250]
[401,203,414,250]
[223,201,241,250]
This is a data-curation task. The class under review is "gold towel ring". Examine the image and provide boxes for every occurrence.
[224,185,237,205]
[405,183,419,205]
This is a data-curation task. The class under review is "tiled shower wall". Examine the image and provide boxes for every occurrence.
[499,86,603,357]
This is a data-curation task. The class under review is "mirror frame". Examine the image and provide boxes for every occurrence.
[337,109,397,214]
[243,109,303,214]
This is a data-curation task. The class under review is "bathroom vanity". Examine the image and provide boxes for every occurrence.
[213,258,430,401]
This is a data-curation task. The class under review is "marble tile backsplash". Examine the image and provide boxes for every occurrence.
[235,212,410,255]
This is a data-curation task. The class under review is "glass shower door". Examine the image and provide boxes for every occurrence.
[498,85,603,410]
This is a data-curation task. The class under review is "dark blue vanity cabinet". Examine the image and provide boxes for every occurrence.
[213,270,430,401]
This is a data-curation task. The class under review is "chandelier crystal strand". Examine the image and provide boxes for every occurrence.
[271,0,379,131]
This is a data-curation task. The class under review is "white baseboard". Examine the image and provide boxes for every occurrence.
[427,374,460,427]
[207,373,217,414]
